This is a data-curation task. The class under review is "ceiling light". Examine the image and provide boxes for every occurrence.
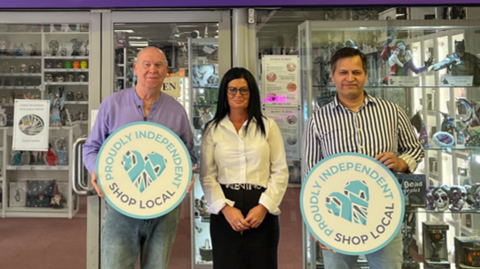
[129,36,143,40]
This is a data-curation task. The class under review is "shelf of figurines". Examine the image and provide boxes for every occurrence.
[45,82,88,86]
[44,56,88,60]
[0,73,41,77]
[46,68,89,72]
[0,86,41,90]
[7,165,69,171]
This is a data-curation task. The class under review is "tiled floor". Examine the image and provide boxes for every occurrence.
[0,188,303,269]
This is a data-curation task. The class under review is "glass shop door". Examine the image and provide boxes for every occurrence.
[90,10,232,269]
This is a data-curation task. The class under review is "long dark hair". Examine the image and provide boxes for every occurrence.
[205,67,265,136]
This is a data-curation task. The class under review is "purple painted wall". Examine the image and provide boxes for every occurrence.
[1,0,479,9]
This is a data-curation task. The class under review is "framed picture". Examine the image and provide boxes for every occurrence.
[192,65,218,88]
[9,181,27,207]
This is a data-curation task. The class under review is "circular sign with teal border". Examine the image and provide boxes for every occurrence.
[96,122,192,219]
[301,153,404,255]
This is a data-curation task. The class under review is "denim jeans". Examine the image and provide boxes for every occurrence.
[101,203,180,269]
[322,231,403,269]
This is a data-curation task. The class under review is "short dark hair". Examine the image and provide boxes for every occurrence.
[330,47,368,74]
[206,67,266,136]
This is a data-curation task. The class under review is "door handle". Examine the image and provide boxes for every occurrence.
[72,136,96,196]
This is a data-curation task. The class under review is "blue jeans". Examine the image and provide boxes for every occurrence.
[322,231,403,269]
[101,203,180,269]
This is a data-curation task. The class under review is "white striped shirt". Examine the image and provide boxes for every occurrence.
[303,93,424,177]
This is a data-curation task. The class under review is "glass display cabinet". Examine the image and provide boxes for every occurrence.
[299,20,480,268]
[188,37,219,268]
[0,21,91,218]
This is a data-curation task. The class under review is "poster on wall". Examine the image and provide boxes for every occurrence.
[263,107,300,160]
[13,99,50,151]
[261,55,300,107]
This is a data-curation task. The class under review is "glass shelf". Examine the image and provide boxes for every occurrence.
[313,85,480,89]
[0,73,42,77]
[424,145,480,151]
[407,208,480,214]
[7,165,69,171]
[45,68,89,72]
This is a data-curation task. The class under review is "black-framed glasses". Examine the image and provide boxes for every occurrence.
[227,87,250,96]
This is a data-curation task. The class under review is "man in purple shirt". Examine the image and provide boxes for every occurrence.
[83,46,196,269]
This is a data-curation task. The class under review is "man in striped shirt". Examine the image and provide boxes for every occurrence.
[303,47,424,269]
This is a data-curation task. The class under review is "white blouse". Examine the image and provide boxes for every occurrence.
[200,116,288,215]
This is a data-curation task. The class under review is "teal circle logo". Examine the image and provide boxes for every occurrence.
[301,153,404,255]
[96,122,192,219]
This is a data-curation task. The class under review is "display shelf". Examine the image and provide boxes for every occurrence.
[6,207,68,212]
[0,32,42,35]
[44,56,88,60]
[45,68,89,72]
[425,146,480,151]
[0,56,42,59]
[0,73,42,77]
[7,165,69,171]
[65,101,88,105]
[44,82,88,85]
[408,208,480,214]
[44,32,89,35]
[300,19,480,268]
[0,86,41,90]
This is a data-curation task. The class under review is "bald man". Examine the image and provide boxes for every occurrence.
[84,47,197,269]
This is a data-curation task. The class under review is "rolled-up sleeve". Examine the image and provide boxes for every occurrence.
[259,119,288,215]
[199,125,234,214]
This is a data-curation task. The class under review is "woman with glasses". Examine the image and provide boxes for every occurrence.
[200,67,288,269]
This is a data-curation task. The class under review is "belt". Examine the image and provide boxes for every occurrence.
[222,183,265,191]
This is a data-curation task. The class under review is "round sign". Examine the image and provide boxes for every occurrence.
[96,122,192,219]
[301,153,404,255]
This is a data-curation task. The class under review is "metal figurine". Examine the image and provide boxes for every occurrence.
[28,43,40,56]
[83,39,89,56]
[70,38,83,56]
[66,91,74,101]
[49,86,65,127]
[59,43,67,57]
[55,74,64,82]
[28,64,36,73]
[19,64,27,73]
[49,40,59,56]
[75,92,84,101]
[45,73,54,82]
[433,40,480,85]
[0,37,10,55]
[66,73,75,82]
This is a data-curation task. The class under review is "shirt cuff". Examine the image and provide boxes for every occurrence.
[398,155,417,174]
[207,198,235,215]
[259,193,281,215]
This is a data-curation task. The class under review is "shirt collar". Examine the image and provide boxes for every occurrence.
[331,91,377,110]
[219,114,257,127]
[131,87,164,108]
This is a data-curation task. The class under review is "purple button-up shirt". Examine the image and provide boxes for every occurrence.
[83,88,196,174]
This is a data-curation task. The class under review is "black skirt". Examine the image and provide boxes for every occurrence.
[210,184,279,269]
